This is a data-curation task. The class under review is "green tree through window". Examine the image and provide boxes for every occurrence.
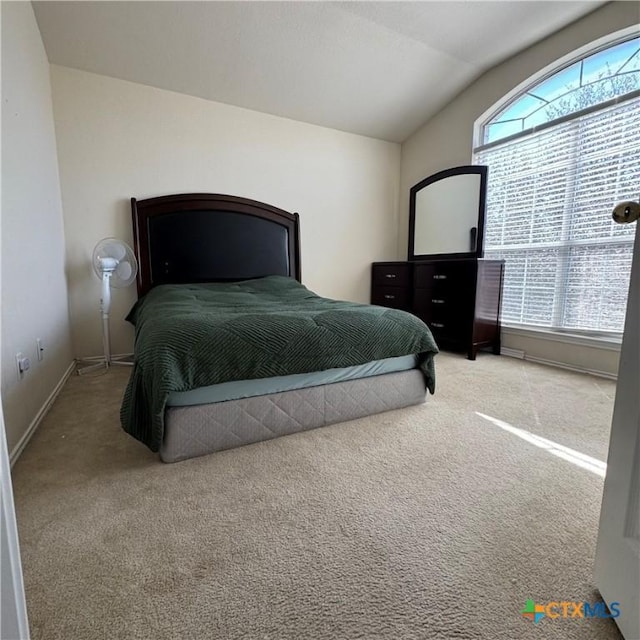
[483,38,640,145]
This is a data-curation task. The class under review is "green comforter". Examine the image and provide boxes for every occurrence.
[120,276,438,451]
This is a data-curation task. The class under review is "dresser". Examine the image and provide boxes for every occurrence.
[371,259,504,360]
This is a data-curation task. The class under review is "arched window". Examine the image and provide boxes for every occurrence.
[474,35,639,334]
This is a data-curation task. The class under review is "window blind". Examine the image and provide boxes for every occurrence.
[474,97,639,334]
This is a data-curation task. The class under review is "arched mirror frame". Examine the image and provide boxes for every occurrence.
[408,165,488,261]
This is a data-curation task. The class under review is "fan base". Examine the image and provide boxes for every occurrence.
[76,355,133,375]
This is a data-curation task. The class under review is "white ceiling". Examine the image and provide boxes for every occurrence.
[32,1,604,142]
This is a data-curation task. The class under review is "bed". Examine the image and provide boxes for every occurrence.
[121,193,438,462]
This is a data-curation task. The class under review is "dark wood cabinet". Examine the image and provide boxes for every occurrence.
[371,259,504,360]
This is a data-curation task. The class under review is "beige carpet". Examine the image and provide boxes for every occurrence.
[11,353,623,640]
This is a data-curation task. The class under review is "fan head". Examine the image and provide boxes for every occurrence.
[92,238,138,288]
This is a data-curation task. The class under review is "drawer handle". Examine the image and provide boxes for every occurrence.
[431,322,445,328]
[433,274,447,280]
[431,299,445,304]
[384,294,396,300]
[385,274,397,279]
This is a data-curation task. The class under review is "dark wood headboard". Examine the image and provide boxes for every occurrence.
[131,193,301,297]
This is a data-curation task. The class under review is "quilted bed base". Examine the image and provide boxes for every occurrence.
[160,369,427,462]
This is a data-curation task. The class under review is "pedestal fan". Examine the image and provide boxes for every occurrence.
[77,238,138,374]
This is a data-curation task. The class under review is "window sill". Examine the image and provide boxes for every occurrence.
[501,324,622,352]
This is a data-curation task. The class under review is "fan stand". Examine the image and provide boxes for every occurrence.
[77,269,134,375]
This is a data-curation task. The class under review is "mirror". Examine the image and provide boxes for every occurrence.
[408,165,488,261]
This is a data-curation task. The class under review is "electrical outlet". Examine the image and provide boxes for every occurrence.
[16,353,31,379]
[36,338,44,361]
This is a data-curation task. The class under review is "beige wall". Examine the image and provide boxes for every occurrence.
[1,2,74,455]
[501,329,621,378]
[400,2,639,376]
[50,66,401,358]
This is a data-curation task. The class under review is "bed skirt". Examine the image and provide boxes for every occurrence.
[160,369,427,462]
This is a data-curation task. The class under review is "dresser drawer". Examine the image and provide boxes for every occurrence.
[413,292,471,321]
[425,320,464,345]
[371,286,410,310]
[414,261,475,289]
[372,263,411,287]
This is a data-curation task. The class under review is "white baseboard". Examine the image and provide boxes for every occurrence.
[500,348,617,381]
[9,360,76,467]
[500,347,525,359]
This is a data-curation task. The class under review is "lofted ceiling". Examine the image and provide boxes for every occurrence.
[32,1,605,142]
